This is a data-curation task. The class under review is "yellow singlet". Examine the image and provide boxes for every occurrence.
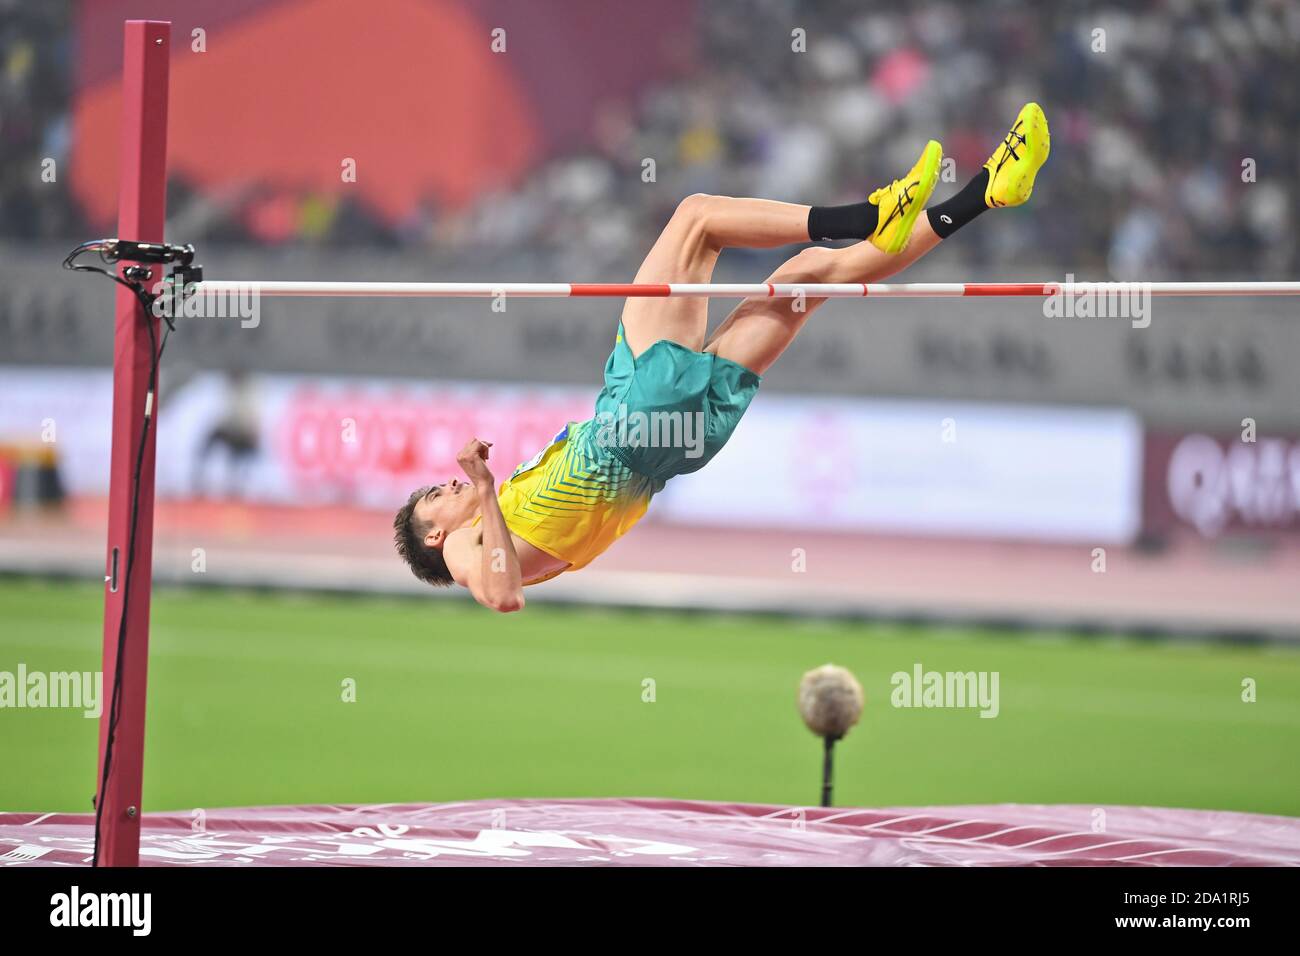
[489,419,663,583]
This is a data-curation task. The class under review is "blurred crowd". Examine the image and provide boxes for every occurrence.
[3,0,1297,279]
[0,1,79,240]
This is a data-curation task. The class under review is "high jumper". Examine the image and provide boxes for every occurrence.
[392,105,1051,612]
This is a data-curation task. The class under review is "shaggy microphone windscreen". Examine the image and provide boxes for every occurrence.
[798,664,864,738]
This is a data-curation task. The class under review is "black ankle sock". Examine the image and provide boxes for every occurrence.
[926,169,990,239]
[807,201,881,242]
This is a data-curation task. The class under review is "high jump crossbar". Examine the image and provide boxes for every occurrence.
[191,280,1300,298]
[96,19,1300,870]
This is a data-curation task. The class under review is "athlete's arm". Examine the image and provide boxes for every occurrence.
[446,438,525,613]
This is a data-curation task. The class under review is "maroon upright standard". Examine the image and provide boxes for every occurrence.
[95,19,171,868]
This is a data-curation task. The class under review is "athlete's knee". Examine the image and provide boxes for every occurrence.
[675,192,717,219]
[671,193,724,248]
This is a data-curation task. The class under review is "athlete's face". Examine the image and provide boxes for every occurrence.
[413,478,480,547]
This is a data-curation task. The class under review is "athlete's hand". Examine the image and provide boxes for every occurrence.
[456,438,496,487]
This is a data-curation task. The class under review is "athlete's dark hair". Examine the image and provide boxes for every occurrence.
[393,486,454,587]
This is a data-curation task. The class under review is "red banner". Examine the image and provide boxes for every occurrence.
[1144,432,1300,537]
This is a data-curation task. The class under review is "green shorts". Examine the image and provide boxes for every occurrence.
[592,323,761,481]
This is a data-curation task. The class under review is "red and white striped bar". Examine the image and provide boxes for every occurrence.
[192,280,1300,298]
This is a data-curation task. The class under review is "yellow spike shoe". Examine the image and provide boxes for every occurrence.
[867,139,942,255]
[983,102,1050,208]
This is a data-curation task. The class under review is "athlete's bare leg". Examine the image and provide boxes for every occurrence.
[619,188,949,362]
[704,217,943,375]
[619,194,813,358]
[632,105,1050,375]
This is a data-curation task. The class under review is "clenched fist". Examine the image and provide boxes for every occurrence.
[456,437,496,487]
